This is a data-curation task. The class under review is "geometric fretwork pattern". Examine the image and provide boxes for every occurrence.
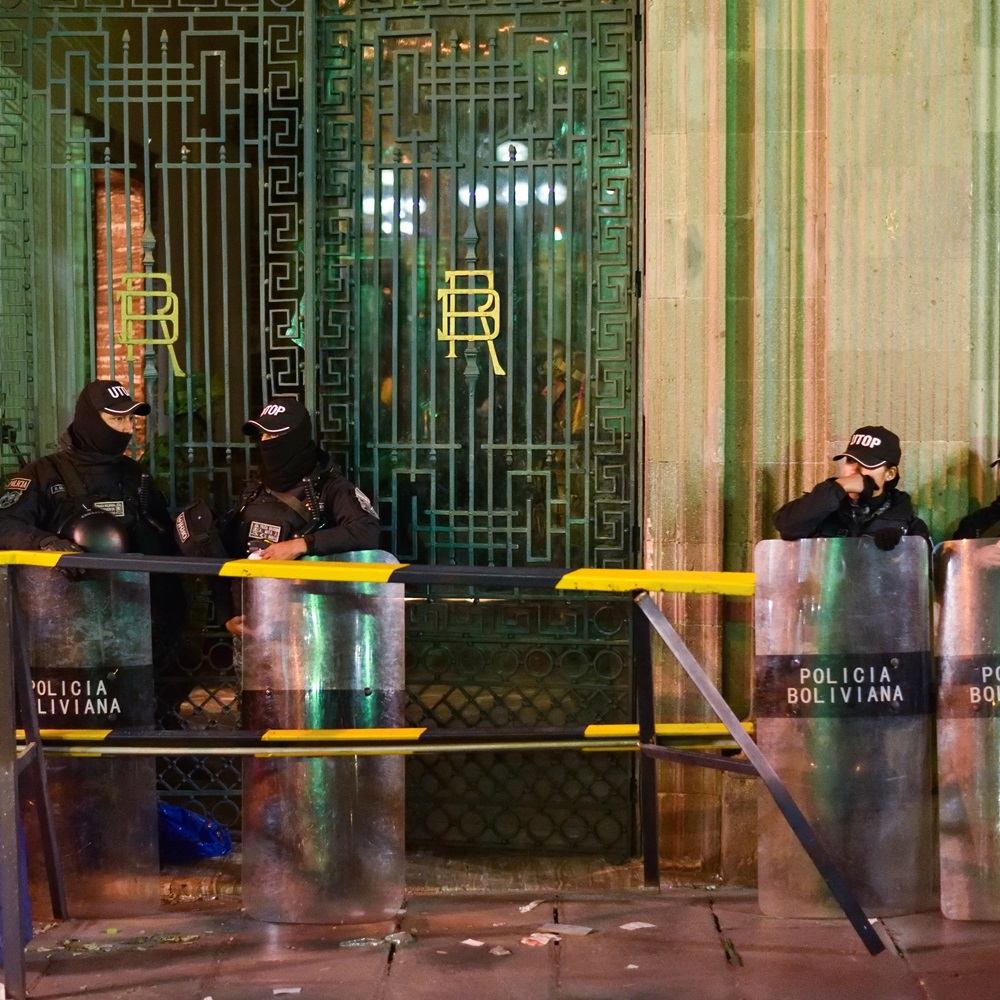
[151,588,636,855]
[0,45,33,481]
[1,0,305,511]
[403,592,634,853]
[318,0,638,569]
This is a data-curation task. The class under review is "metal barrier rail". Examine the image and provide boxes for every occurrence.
[16,721,753,753]
[0,548,756,594]
[0,551,880,998]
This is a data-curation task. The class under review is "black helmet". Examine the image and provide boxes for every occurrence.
[59,510,130,554]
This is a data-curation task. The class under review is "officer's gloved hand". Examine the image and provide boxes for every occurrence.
[40,536,85,580]
[857,475,877,505]
[40,536,83,553]
[873,526,904,551]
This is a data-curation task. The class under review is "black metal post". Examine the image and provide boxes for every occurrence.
[635,593,885,956]
[0,565,27,998]
[632,594,659,887]
[11,576,67,918]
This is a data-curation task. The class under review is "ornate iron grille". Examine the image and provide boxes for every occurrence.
[404,590,634,853]
[316,0,640,855]
[317,0,638,568]
[2,0,641,857]
[0,0,307,510]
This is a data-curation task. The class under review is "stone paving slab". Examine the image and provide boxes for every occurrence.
[556,897,741,1000]
[390,896,558,1000]
[9,890,1000,1000]
[880,912,1000,1000]
[22,906,393,1000]
[710,891,925,1000]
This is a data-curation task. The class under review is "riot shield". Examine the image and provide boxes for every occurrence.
[240,551,405,924]
[15,566,159,918]
[936,539,1000,919]
[754,536,935,917]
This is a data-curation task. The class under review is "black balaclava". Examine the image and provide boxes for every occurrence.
[258,420,318,491]
[69,389,131,456]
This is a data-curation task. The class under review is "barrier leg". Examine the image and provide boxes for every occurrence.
[635,593,885,957]
[0,566,27,999]
[11,578,67,919]
[632,602,659,887]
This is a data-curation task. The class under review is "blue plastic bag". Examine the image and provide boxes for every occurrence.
[157,802,233,864]
[0,821,32,965]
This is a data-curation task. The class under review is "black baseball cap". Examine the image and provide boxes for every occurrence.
[242,398,311,437]
[832,425,901,468]
[81,379,150,416]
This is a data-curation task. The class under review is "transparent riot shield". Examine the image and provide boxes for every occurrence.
[240,551,405,924]
[15,566,159,918]
[754,536,935,917]
[936,539,1000,920]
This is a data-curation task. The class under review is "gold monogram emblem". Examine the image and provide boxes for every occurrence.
[116,273,186,377]
[436,269,505,376]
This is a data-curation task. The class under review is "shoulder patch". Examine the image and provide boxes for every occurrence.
[7,478,30,491]
[354,487,377,518]
[0,489,24,509]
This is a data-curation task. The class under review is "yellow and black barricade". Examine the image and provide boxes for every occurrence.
[0,548,889,999]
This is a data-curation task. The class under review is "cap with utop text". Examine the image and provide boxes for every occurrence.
[82,379,150,416]
[832,426,901,469]
[242,398,311,437]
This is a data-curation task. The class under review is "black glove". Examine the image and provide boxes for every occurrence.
[857,475,877,505]
[40,536,83,553]
[873,526,904,551]
[39,536,85,580]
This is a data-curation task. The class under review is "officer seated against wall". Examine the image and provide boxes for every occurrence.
[0,379,172,554]
[953,448,1000,539]
[176,397,381,636]
[773,424,929,549]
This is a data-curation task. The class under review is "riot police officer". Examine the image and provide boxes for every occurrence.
[219,397,381,633]
[0,379,171,553]
[225,397,380,560]
[953,448,1000,539]
[773,424,930,549]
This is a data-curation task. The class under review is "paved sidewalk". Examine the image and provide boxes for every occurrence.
[12,883,1000,1000]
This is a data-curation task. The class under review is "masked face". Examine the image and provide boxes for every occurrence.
[70,401,134,455]
[257,423,317,490]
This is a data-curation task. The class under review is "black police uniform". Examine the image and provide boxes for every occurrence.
[773,479,930,543]
[953,498,1000,540]
[0,441,171,553]
[223,455,380,558]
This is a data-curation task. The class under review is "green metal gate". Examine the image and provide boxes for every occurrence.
[0,0,641,855]
[318,0,639,568]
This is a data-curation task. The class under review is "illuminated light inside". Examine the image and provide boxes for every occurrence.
[495,182,530,207]
[535,181,567,205]
[497,140,529,162]
[553,226,564,241]
[361,174,426,232]
[458,183,491,207]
